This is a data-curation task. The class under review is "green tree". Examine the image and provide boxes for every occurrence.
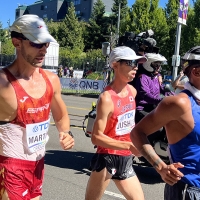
[131,0,151,32]
[148,0,169,57]
[189,0,200,47]
[164,0,179,63]
[1,39,15,55]
[57,3,84,51]
[84,0,110,51]
[45,19,59,42]
[181,7,195,54]
[111,0,129,35]
[0,22,7,43]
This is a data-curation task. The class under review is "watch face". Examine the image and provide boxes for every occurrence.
[68,131,74,138]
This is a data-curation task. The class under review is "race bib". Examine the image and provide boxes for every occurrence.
[26,118,50,153]
[115,110,135,136]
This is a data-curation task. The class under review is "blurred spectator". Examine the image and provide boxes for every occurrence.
[57,65,63,78]
[163,71,172,86]
[64,66,68,77]
[172,70,189,94]
[69,67,74,78]
[103,64,111,85]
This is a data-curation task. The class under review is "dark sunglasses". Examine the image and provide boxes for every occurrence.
[152,62,162,68]
[19,35,50,49]
[118,59,138,68]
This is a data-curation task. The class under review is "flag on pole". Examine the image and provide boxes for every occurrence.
[178,0,189,25]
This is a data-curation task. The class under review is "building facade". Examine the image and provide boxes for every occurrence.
[15,0,114,22]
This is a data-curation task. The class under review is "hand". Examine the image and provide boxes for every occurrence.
[158,162,184,186]
[179,70,184,76]
[59,132,75,150]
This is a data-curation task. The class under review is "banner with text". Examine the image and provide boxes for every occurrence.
[60,78,107,93]
[178,0,189,25]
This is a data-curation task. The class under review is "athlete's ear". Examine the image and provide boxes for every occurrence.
[112,62,118,70]
[193,68,200,77]
[12,38,21,49]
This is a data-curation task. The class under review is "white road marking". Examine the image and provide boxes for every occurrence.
[104,190,126,199]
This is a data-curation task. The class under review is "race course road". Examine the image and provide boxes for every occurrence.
[41,94,165,200]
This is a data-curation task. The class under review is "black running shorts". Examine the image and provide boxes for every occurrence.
[90,153,136,180]
[164,181,200,200]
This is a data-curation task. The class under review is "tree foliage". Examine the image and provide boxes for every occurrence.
[164,0,179,61]
[111,0,129,35]
[2,39,15,55]
[0,22,7,43]
[1,0,200,76]
[84,0,110,51]
[57,3,84,51]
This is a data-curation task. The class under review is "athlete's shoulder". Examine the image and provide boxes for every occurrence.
[0,67,11,87]
[159,93,191,114]
[42,68,60,86]
[99,90,112,104]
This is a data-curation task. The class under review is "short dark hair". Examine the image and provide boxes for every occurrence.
[11,31,26,40]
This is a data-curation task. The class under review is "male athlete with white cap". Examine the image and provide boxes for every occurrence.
[0,15,74,200]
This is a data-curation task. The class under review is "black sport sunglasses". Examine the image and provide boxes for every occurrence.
[22,37,49,49]
[13,32,50,49]
[117,59,138,68]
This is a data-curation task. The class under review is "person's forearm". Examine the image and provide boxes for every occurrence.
[130,130,166,170]
[140,145,166,171]
[54,113,70,132]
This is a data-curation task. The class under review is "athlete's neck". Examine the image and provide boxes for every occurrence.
[185,82,200,101]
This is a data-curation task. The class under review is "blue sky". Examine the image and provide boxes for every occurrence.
[0,0,168,28]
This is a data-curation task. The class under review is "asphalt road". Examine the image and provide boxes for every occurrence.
[41,94,165,200]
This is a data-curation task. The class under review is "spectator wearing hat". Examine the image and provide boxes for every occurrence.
[0,14,74,200]
[85,46,147,200]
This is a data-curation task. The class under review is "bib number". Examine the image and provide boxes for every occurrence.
[26,119,50,153]
[115,110,135,136]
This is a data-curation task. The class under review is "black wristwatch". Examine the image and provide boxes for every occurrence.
[64,130,74,138]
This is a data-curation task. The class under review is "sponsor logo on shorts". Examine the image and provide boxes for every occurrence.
[22,189,28,196]
[111,168,116,175]
[128,168,133,174]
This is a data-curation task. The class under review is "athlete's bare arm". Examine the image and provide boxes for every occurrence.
[44,70,74,150]
[91,89,140,156]
[130,94,195,185]
[0,69,17,121]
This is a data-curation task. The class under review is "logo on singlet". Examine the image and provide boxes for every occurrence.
[129,96,134,102]
[20,96,29,103]
[117,100,121,107]
[27,103,50,113]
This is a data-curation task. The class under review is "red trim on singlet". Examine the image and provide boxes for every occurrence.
[2,68,53,127]
[97,85,136,156]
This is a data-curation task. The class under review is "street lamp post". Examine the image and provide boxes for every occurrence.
[117,0,121,41]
